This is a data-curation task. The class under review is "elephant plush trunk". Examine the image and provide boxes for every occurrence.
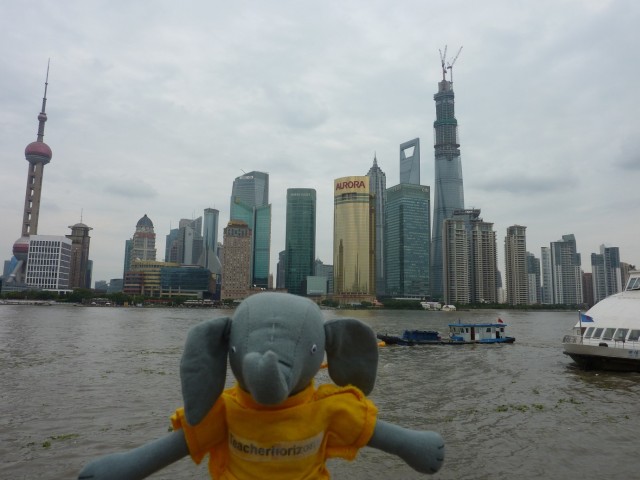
[243,351,290,405]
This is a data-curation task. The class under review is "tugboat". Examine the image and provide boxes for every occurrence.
[377,319,515,346]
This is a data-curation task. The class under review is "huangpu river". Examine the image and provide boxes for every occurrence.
[1,304,639,479]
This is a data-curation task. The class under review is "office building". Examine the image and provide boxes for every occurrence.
[123,259,178,297]
[199,208,222,277]
[165,228,179,263]
[366,155,387,296]
[24,235,71,291]
[505,225,528,306]
[399,138,420,185]
[591,245,622,303]
[550,234,583,305]
[284,189,316,295]
[333,176,375,303]
[160,265,213,298]
[431,63,465,301]
[276,250,286,289]
[443,209,496,304]
[221,220,252,300]
[314,259,334,295]
[124,214,157,276]
[66,222,92,289]
[230,171,271,289]
[7,66,53,286]
[384,183,430,298]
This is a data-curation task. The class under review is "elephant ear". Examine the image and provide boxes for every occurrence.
[324,318,378,395]
[180,317,232,425]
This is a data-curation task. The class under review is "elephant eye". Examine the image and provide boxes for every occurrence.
[310,344,318,354]
[230,346,237,353]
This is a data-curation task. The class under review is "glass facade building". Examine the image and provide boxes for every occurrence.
[399,138,420,185]
[431,78,465,301]
[285,188,316,295]
[333,176,375,297]
[160,266,211,297]
[230,172,271,289]
[366,157,386,297]
[384,184,430,298]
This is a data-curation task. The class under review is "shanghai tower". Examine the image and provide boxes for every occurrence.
[431,48,465,300]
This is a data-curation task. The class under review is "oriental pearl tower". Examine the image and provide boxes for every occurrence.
[8,63,53,285]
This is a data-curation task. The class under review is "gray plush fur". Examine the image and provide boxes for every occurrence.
[78,292,444,479]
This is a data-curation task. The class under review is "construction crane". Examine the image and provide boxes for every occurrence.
[439,45,448,81]
[447,46,463,83]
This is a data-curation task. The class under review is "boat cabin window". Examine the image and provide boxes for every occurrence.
[629,330,640,342]
[584,327,595,338]
[602,328,616,340]
[486,327,491,333]
[626,276,640,291]
[592,328,604,339]
[614,329,629,342]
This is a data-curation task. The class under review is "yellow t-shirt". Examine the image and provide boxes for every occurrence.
[171,383,378,479]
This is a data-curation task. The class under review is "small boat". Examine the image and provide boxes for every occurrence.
[377,320,515,346]
[562,270,640,372]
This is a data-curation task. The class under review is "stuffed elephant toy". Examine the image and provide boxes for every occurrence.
[78,292,444,479]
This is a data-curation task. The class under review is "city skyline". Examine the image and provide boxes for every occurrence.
[1,2,639,285]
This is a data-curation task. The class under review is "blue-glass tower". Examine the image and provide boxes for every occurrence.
[284,188,316,295]
[431,66,465,301]
[385,184,431,298]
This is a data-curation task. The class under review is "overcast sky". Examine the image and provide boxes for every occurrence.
[1,0,639,285]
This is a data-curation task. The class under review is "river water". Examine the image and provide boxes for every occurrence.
[1,304,639,480]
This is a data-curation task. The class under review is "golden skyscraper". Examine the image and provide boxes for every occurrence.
[333,176,375,302]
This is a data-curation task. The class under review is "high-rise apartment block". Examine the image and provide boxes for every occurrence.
[399,138,420,185]
[221,220,252,300]
[526,252,541,304]
[385,184,430,298]
[431,66,465,301]
[505,225,528,306]
[549,234,583,305]
[442,209,496,304]
[591,244,622,303]
[284,188,316,295]
[540,246,553,304]
[230,171,271,289]
[366,156,386,296]
[333,176,375,302]
[66,222,93,289]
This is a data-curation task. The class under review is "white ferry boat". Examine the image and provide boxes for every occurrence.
[563,270,640,371]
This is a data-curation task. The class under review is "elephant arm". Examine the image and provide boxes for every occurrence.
[78,429,189,480]
[367,419,444,474]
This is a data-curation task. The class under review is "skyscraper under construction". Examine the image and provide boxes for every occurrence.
[431,47,465,301]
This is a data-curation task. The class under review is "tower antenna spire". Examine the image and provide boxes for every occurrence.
[37,59,50,142]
